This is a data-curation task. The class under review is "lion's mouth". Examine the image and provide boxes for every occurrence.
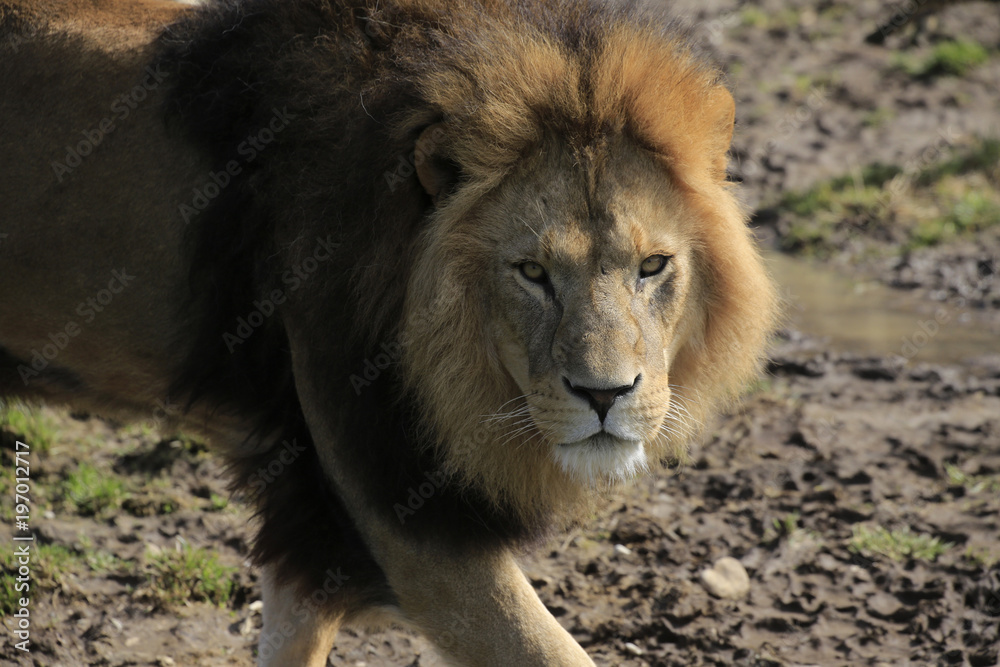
[560,431,637,449]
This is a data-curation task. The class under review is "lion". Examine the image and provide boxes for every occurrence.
[0,0,778,665]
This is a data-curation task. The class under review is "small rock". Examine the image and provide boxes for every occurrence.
[866,592,902,619]
[699,557,751,600]
[238,616,254,637]
[614,544,633,556]
[156,657,176,667]
[125,637,139,647]
[248,600,264,613]
[43,510,55,519]
[624,642,644,656]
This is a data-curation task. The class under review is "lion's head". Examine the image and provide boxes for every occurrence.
[390,6,779,520]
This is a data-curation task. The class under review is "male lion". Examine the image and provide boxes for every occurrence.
[0,0,777,664]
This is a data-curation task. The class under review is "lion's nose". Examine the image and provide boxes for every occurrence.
[564,376,640,423]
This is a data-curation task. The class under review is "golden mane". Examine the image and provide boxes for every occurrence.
[394,1,777,521]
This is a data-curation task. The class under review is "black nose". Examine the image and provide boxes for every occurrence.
[564,376,639,423]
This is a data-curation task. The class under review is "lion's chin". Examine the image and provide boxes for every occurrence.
[553,433,647,485]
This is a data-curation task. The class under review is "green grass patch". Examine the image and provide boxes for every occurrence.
[962,546,999,570]
[144,545,237,608]
[945,464,1000,494]
[772,511,801,537]
[76,535,138,575]
[0,544,84,614]
[892,39,990,79]
[762,510,823,546]
[0,402,57,453]
[36,544,81,578]
[61,463,130,517]
[771,165,898,257]
[739,6,801,31]
[739,6,769,29]
[922,39,989,78]
[85,550,135,575]
[862,107,896,128]
[207,493,229,512]
[912,186,1000,247]
[767,138,1000,256]
[917,138,1000,184]
[0,563,20,615]
[849,524,952,562]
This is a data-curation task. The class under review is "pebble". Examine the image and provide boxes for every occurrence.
[624,642,644,656]
[238,616,254,637]
[614,544,633,556]
[248,600,264,613]
[699,557,751,600]
[867,592,903,618]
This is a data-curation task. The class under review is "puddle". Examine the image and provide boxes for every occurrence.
[764,251,998,365]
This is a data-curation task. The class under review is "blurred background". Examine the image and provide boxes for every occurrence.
[682,0,1000,365]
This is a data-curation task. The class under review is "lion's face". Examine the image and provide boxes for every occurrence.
[402,41,776,515]
[481,138,700,482]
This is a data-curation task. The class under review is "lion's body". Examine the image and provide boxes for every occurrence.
[0,1,777,664]
[1,0,192,406]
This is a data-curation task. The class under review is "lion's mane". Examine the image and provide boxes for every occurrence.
[158,0,776,598]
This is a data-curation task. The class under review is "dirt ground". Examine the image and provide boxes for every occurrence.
[3,1,999,666]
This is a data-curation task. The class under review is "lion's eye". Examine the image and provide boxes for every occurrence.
[519,261,548,284]
[640,254,669,278]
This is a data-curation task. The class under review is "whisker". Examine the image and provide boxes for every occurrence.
[497,422,540,449]
[480,393,539,425]
[658,425,686,441]
[495,393,535,413]
[666,385,704,431]
[483,406,532,423]
[515,213,542,240]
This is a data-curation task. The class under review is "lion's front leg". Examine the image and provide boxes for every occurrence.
[363,525,596,667]
[284,333,596,665]
[257,564,344,667]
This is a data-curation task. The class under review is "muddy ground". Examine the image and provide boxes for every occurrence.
[3,1,999,665]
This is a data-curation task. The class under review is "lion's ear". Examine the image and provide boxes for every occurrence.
[706,87,735,178]
[415,123,459,204]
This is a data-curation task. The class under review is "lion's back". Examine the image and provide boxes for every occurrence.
[0,0,210,405]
